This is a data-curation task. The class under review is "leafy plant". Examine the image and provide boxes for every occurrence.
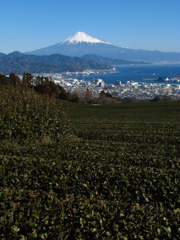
[0,99,180,239]
[0,85,67,142]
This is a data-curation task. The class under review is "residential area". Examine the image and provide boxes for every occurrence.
[34,72,180,100]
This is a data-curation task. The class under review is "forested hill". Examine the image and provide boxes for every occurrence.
[83,54,149,65]
[0,52,6,57]
[0,51,111,75]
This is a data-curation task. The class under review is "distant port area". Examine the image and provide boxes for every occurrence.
[17,69,180,100]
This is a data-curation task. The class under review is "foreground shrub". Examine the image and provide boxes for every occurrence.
[0,85,67,142]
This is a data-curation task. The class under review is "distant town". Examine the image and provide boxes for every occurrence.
[17,70,180,100]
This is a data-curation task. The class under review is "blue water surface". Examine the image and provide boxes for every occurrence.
[75,64,180,85]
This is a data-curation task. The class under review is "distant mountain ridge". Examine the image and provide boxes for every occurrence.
[83,54,149,65]
[0,52,6,57]
[0,51,110,75]
[25,32,180,63]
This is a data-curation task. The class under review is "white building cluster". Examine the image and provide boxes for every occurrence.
[50,73,180,100]
[32,72,180,100]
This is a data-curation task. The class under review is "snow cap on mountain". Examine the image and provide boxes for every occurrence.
[62,32,110,45]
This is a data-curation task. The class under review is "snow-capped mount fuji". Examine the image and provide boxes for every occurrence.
[26,31,112,57]
[25,32,180,63]
[62,31,110,45]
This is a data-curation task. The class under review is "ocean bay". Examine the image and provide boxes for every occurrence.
[74,64,180,85]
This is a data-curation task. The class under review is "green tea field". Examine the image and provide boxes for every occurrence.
[0,101,180,239]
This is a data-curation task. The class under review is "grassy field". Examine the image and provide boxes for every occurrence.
[0,101,180,239]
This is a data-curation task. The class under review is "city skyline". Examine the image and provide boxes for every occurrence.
[1,0,180,54]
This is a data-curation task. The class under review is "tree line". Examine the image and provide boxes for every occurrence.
[0,72,173,103]
[0,72,121,104]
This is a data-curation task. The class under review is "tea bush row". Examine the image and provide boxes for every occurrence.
[0,100,180,239]
[0,85,67,142]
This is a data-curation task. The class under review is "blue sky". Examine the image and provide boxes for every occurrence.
[1,0,180,54]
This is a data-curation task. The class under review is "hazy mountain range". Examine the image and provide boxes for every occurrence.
[83,54,148,65]
[0,51,110,75]
[1,32,180,75]
[26,32,180,63]
[0,51,146,75]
